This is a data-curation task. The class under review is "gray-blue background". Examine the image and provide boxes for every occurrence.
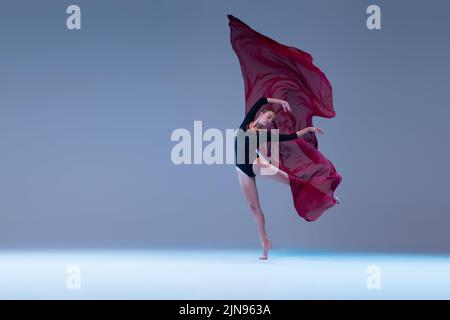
[1,0,449,253]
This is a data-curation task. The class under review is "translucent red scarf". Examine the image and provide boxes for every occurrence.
[228,15,342,221]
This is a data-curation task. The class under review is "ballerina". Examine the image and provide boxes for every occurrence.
[228,14,342,259]
[234,96,324,259]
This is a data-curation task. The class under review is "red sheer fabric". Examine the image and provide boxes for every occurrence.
[228,15,342,221]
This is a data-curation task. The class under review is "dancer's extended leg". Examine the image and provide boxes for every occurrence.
[236,168,273,259]
[252,157,290,185]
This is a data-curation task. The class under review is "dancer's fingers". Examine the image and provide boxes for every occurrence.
[315,127,324,134]
[282,102,291,112]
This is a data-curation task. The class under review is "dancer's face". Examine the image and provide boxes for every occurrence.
[257,111,276,127]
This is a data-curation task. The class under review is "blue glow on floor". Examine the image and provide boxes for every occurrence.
[1,249,450,299]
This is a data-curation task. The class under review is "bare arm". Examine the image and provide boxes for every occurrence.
[257,126,324,167]
[267,98,291,112]
[296,127,324,137]
[266,97,284,104]
[259,126,324,143]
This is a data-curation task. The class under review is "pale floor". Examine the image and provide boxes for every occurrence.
[1,249,449,299]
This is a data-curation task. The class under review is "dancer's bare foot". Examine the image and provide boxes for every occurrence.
[259,240,272,260]
[333,195,341,205]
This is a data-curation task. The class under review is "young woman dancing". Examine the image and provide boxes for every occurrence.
[234,96,324,260]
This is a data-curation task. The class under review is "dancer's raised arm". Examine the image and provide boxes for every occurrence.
[239,97,269,129]
[239,97,293,129]
[267,97,292,113]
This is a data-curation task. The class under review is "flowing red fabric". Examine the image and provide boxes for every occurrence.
[228,15,342,221]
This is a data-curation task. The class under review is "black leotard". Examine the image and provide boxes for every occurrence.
[234,97,298,177]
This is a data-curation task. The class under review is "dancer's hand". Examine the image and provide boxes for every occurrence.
[307,126,324,134]
[296,127,324,137]
[280,101,292,113]
[267,98,292,112]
